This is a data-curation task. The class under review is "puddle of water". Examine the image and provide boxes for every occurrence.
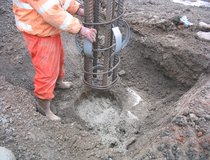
[172,0,210,7]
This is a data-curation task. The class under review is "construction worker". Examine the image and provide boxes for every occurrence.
[13,0,97,120]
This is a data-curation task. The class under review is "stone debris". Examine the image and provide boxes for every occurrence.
[119,70,126,76]
[173,115,187,127]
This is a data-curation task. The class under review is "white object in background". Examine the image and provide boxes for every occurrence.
[172,0,210,7]
[127,111,139,120]
[0,147,16,160]
[127,88,143,106]
[180,15,193,27]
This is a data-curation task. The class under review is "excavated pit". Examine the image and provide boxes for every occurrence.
[75,91,124,147]
[72,90,146,151]
[0,25,192,157]
[0,29,200,159]
[56,34,190,153]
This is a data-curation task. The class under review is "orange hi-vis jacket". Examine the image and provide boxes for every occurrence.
[13,0,82,37]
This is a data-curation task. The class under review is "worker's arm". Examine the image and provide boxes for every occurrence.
[76,7,84,17]
[28,0,96,42]
[64,0,82,16]
[63,0,84,17]
[28,0,82,34]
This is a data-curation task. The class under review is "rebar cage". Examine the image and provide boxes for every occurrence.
[78,0,130,90]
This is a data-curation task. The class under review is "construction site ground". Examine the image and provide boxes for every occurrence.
[1,0,210,159]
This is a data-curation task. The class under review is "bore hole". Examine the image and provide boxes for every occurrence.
[74,90,122,128]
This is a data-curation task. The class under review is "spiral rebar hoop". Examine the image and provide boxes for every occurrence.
[83,0,129,90]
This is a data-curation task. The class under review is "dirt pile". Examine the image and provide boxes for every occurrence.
[131,74,210,159]
[124,1,210,86]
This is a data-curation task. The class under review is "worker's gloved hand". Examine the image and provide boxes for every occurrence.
[76,8,84,17]
[79,26,97,43]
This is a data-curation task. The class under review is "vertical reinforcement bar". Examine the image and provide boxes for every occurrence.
[81,0,129,89]
[108,0,115,76]
[84,0,94,84]
[102,0,114,86]
[117,0,124,27]
[93,0,100,78]
[112,0,124,81]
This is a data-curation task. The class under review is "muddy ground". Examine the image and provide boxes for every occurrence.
[1,0,210,159]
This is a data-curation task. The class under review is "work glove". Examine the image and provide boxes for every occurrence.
[79,26,97,43]
[76,8,85,17]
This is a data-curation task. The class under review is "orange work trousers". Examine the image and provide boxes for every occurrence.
[23,32,64,100]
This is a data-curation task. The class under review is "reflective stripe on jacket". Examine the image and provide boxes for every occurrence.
[13,0,82,37]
